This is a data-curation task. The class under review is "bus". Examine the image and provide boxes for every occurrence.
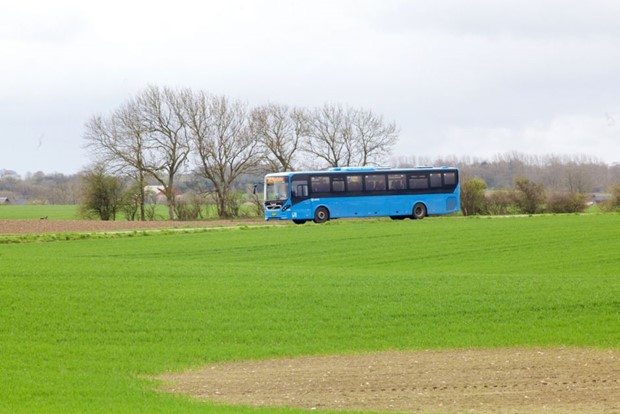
[264,166,460,224]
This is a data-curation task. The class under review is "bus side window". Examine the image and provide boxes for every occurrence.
[332,179,345,192]
[409,175,428,190]
[430,173,442,188]
[311,176,330,193]
[346,175,363,192]
[365,174,386,191]
[388,174,405,190]
[444,172,456,186]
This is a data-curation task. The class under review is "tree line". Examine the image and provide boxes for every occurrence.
[83,85,399,219]
[0,170,80,204]
[448,152,620,216]
[397,152,620,194]
[3,152,620,220]
[460,175,620,216]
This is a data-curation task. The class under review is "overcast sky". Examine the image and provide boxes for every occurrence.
[1,0,619,176]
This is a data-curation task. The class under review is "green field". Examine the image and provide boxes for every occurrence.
[0,204,175,220]
[0,205,79,220]
[1,215,619,413]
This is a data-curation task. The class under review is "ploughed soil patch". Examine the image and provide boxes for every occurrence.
[155,348,619,413]
[0,219,268,235]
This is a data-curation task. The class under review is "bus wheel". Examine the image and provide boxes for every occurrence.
[390,216,405,220]
[292,219,307,225]
[412,203,427,220]
[313,207,329,224]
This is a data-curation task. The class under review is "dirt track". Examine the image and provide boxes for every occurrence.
[0,219,269,235]
[156,348,619,413]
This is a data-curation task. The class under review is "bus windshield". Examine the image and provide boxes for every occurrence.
[265,176,289,201]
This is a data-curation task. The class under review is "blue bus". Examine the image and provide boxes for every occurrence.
[264,166,460,224]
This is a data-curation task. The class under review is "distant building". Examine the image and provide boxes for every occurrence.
[143,186,182,204]
[144,186,167,204]
[589,193,611,205]
[0,197,11,204]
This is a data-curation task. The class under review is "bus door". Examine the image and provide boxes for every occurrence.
[291,178,311,219]
[325,176,347,217]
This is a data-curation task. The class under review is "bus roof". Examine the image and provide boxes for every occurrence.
[265,166,458,176]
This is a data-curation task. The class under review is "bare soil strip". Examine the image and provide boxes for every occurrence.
[156,348,619,413]
[0,219,269,235]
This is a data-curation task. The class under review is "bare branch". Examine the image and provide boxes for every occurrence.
[250,103,307,172]
[135,85,191,219]
[186,93,262,218]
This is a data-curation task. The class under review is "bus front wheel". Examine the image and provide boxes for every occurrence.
[313,207,330,224]
[412,203,427,220]
[293,219,307,225]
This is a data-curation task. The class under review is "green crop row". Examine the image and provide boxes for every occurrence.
[0,214,618,413]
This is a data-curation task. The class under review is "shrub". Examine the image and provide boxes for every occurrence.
[599,184,620,212]
[546,192,586,213]
[515,177,545,214]
[484,190,520,215]
[120,186,141,221]
[79,164,123,221]
[460,178,487,216]
[174,193,205,220]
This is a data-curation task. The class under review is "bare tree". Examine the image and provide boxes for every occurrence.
[185,92,261,218]
[348,108,399,166]
[302,103,399,168]
[84,100,151,220]
[114,101,151,220]
[250,103,306,172]
[564,161,595,194]
[302,104,348,168]
[137,85,191,219]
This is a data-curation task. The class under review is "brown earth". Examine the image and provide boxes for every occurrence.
[156,348,619,413]
[0,218,271,235]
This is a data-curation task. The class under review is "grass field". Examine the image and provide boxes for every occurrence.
[1,214,619,413]
[0,204,79,220]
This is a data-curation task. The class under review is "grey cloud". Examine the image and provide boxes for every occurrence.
[370,0,620,39]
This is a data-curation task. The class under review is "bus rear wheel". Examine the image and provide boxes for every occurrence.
[412,203,427,220]
[292,219,307,225]
[313,207,330,224]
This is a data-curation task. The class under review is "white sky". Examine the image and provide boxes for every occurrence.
[1,0,619,175]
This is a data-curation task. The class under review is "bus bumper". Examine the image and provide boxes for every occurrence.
[265,211,291,220]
